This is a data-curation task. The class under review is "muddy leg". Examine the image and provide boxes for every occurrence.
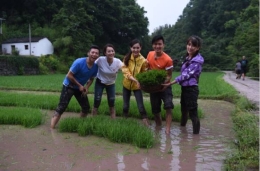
[180,106,189,126]
[91,107,98,116]
[51,112,61,129]
[142,118,150,127]
[154,113,162,127]
[80,112,87,118]
[165,109,172,134]
[190,108,200,134]
[110,107,116,119]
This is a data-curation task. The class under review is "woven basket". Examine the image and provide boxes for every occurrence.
[140,84,163,93]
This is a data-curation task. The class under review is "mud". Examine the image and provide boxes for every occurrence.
[0,99,235,171]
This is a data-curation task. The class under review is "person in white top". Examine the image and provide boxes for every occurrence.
[92,44,123,118]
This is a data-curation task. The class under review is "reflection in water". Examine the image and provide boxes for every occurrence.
[178,125,199,171]
[159,128,166,154]
[169,126,181,171]
[117,153,125,171]
[141,157,149,170]
[50,128,62,145]
[114,107,232,171]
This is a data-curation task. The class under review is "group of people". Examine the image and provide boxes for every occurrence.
[235,56,248,80]
[51,35,204,135]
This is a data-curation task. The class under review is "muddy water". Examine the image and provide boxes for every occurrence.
[0,100,234,171]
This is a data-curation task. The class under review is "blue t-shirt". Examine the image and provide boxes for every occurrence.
[63,57,98,89]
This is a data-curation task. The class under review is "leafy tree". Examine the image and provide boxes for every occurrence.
[52,0,94,57]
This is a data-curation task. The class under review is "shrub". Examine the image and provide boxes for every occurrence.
[12,48,19,56]
[39,54,59,73]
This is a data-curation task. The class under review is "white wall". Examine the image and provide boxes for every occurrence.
[34,38,54,56]
[1,38,54,57]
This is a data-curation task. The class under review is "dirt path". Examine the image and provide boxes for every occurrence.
[223,71,259,109]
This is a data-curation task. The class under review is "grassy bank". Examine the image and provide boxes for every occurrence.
[224,97,259,170]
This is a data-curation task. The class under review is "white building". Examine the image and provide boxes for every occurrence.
[1,37,54,57]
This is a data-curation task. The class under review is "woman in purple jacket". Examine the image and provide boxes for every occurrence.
[163,36,204,134]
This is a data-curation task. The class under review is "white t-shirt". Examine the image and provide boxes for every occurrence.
[95,56,123,85]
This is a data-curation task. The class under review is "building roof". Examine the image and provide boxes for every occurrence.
[2,37,46,44]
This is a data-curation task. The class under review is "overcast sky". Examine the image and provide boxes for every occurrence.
[136,0,190,34]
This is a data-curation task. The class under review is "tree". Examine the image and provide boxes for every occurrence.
[52,0,94,57]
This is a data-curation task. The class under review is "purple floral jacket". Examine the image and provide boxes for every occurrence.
[175,53,204,86]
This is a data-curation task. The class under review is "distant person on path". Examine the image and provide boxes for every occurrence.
[51,45,100,129]
[121,39,149,126]
[240,56,248,80]
[162,35,204,134]
[146,35,174,134]
[235,60,241,79]
[92,44,123,118]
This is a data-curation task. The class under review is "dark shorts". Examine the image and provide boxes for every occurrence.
[150,86,174,114]
[241,67,246,74]
[236,69,241,74]
[180,86,199,110]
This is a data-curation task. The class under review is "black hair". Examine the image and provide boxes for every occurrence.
[124,39,141,66]
[89,45,100,52]
[185,35,202,58]
[151,35,164,44]
[103,44,115,56]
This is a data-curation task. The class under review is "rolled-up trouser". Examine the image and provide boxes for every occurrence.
[180,86,200,134]
[55,85,90,115]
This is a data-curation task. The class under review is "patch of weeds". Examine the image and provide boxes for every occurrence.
[167,147,173,154]
[193,146,200,150]
[224,97,259,170]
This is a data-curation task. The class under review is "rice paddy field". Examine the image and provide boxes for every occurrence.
[0,71,258,171]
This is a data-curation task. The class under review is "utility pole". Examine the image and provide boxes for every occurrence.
[0,18,5,54]
[29,23,31,56]
[0,18,5,34]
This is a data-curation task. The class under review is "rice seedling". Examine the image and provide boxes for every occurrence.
[58,117,83,132]
[0,107,43,128]
[0,90,203,123]
[58,115,155,148]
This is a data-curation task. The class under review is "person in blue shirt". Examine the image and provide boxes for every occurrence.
[51,45,100,129]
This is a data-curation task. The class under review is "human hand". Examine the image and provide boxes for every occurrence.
[161,82,172,87]
[81,87,89,97]
[136,81,141,89]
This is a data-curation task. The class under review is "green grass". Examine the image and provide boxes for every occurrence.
[0,106,44,128]
[224,97,259,170]
[0,72,238,100]
[59,115,155,148]
[0,91,203,122]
